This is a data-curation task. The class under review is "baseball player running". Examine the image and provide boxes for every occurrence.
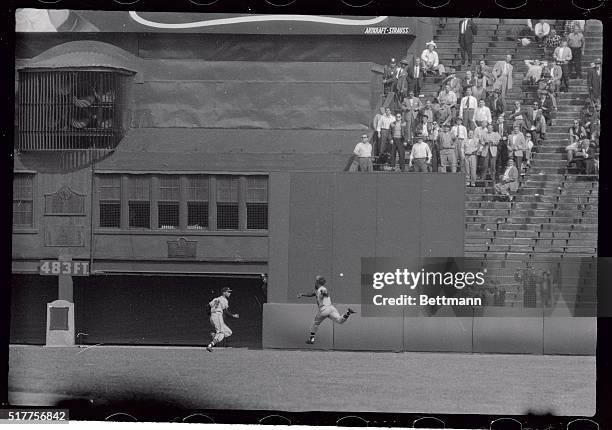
[297,275,356,344]
[206,286,239,352]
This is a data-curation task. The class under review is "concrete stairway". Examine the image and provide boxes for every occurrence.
[427,18,600,308]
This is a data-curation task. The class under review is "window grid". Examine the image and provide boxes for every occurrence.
[95,174,267,232]
[187,176,209,230]
[99,175,121,228]
[158,176,180,229]
[216,177,239,230]
[128,176,150,229]
[246,177,268,230]
[13,174,34,227]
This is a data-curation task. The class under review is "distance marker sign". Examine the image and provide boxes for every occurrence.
[39,260,90,276]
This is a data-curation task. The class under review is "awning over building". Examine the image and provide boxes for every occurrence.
[92,128,360,172]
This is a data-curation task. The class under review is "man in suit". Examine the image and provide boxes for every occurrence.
[525,100,547,142]
[494,159,519,200]
[538,89,556,127]
[587,59,602,105]
[407,57,424,96]
[458,17,478,66]
[492,54,514,98]
[486,89,505,119]
[483,123,501,179]
[508,125,527,171]
[395,59,410,103]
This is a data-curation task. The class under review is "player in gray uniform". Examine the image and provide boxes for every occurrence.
[206,287,239,352]
[297,275,356,344]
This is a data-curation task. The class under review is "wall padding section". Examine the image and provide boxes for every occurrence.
[263,303,332,350]
[332,304,404,351]
[543,317,596,355]
[403,306,474,353]
[473,308,544,354]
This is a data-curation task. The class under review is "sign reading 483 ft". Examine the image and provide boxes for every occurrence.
[39,260,90,276]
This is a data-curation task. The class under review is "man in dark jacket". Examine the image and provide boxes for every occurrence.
[587,59,602,104]
[458,18,478,66]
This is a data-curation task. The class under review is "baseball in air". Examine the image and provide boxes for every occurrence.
[340,273,344,277]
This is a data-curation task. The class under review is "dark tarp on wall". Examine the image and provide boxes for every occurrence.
[131,61,380,130]
[93,128,362,172]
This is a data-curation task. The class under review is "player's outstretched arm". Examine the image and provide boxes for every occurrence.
[297,292,316,299]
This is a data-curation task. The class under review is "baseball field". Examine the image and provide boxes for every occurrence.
[8,345,595,418]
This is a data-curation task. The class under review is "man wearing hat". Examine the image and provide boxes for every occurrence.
[458,17,478,67]
[298,275,355,345]
[421,41,443,76]
[395,58,410,102]
[587,59,601,105]
[206,287,239,352]
[383,58,400,95]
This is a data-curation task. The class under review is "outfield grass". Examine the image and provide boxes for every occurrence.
[8,345,595,416]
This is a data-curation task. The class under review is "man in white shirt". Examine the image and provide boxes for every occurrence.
[376,107,396,156]
[462,130,479,186]
[492,54,514,98]
[451,117,468,171]
[438,83,457,108]
[459,87,478,131]
[409,137,432,172]
[554,40,572,92]
[352,134,373,172]
[421,41,444,76]
[473,99,492,127]
[371,107,385,157]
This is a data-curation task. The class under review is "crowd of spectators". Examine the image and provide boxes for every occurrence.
[350,19,601,192]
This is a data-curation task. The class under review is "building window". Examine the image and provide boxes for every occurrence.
[217,176,239,230]
[158,176,180,229]
[187,176,209,230]
[246,176,268,230]
[128,176,150,229]
[18,70,130,152]
[99,175,121,228]
[13,173,34,227]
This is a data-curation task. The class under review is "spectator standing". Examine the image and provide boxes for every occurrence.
[494,159,519,200]
[452,117,468,171]
[509,101,528,133]
[429,121,440,172]
[474,99,492,127]
[459,87,478,131]
[544,28,561,57]
[403,91,423,122]
[473,122,488,179]
[371,107,385,157]
[409,137,432,172]
[483,123,501,179]
[554,40,572,92]
[525,100,547,142]
[438,83,457,108]
[383,58,399,95]
[495,114,509,172]
[414,113,431,141]
[352,134,373,172]
[376,107,396,158]
[567,26,585,78]
[486,89,505,119]
[407,57,424,96]
[477,60,495,92]
[538,88,557,126]
[437,123,457,173]
[472,76,487,102]
[462,129,479,186]
[395,59,410,102]
[549,58,563,99]
[458,17,478,67]
[508,125,528,171]
[390,113,408,172]
[587,59,602,104]
[492,54,514,98]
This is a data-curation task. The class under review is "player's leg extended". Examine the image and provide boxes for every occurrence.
[328,306,356,324]
[307,310,326,344]
[207,314,226,351]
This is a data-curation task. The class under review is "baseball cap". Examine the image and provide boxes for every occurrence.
[221,287,233,293]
